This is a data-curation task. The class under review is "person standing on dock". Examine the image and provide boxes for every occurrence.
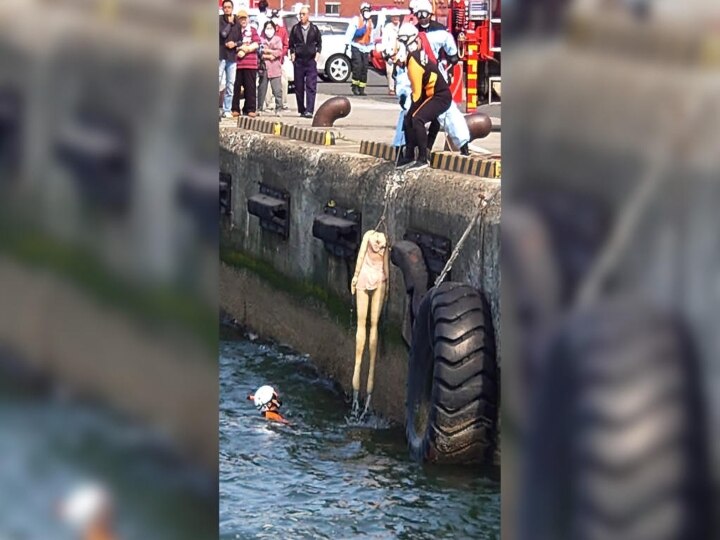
[258,21,285,116]
[219,0,241,119]
[413,0,471,155]
[289,6,322,118]
[232,10,261,118]
[263,10,291,112]
[382,14,402,95]
[345,3,375,96]
[395,23,452,171]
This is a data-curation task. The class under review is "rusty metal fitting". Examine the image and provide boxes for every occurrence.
[465,113,493,141]
[312,96,352,128]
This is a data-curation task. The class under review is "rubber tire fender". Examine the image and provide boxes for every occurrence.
[390,240,429,346]
[519,299,713,540]
[405,282,498,464]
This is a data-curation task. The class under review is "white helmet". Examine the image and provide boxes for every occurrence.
[59,482,112,531]
[409,0,418,13]
[252,385,280,412]
[415,0,433,15]
[397,23,419,46]
[360,2,371,12]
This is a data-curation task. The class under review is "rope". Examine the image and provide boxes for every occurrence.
[575,93,707,308]
[434,188,501,288]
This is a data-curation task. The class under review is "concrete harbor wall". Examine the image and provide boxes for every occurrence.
[220,128,501,422]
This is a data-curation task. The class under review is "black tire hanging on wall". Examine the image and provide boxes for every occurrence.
[519,299,713,540]
[406,282,498,464]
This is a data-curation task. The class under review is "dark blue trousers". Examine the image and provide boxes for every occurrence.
[293,58,317,114]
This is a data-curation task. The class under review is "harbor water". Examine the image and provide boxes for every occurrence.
[220,336,500,539]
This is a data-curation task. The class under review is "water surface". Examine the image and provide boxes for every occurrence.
[220,337,500,539]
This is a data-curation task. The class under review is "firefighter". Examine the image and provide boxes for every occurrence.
[345,2,375,96]
[395,23,452,171]
[414,0,471,155]
[247,385,290,425]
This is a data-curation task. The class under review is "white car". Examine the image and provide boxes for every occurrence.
[282,15,353,83]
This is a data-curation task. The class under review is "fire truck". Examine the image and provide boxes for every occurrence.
[434,0,501,111]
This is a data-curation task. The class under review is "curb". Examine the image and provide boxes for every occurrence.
[236,116,335,145]
[280,124,335,146]
[237,116,281,135]
[430,152,501,179]
[359,140,400,161]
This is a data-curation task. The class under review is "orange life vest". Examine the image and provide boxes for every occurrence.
[353,17,374,46]
[263,410,289,424]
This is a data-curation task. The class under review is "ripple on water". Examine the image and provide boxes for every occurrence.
[219,338,499,539]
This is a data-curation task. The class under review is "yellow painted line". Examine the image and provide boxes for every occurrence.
[467,74,477,80]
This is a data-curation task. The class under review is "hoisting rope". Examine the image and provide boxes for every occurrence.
[434,187,501,288]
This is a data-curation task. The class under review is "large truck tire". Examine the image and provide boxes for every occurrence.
[520,300,713,540]
[406,282,498,464]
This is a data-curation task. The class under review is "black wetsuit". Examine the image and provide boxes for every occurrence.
[403,49,451,163]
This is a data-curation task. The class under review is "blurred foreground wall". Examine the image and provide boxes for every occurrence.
[502,1,719,539]
[0,1,219,535]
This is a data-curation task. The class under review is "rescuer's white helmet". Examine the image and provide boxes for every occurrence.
[360,2,371,12]
[253,385,280,412]
[397,23,420,51]
[415,0,433,15]
[59,482,112,531]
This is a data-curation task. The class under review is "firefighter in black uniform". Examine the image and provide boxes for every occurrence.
[395,23,452,171]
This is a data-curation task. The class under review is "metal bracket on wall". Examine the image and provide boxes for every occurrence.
[0,87,21,175]
[247,183,290,239]
[219,172,232,217]
[176,161,219,242]
[311,201,361,259]
[54,113,132,214]
[403,228,452,285]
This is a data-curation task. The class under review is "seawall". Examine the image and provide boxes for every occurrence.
[219,128,501,423]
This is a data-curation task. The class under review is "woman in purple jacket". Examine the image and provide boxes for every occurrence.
[257,21,285,116]
[231,10,261,117]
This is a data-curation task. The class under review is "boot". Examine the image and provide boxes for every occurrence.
[460,142,470,156]
[351,84,359,96]
[396,146,415,169]
[358,86,366,96]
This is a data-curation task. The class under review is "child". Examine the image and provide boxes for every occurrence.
[247,385,289,425]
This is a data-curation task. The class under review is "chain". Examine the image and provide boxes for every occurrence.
[434,188,501,288]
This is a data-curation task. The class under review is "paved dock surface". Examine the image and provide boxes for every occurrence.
[220,70,501,158]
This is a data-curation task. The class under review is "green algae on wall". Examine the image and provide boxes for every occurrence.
[219,246,406,347]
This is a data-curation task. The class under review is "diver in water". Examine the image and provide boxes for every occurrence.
[247,385,290,425]
[58,482,116,540]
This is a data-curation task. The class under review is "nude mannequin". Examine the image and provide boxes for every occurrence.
[350,230,390,420]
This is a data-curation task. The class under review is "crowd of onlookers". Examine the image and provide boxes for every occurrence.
[219,0,321,119]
